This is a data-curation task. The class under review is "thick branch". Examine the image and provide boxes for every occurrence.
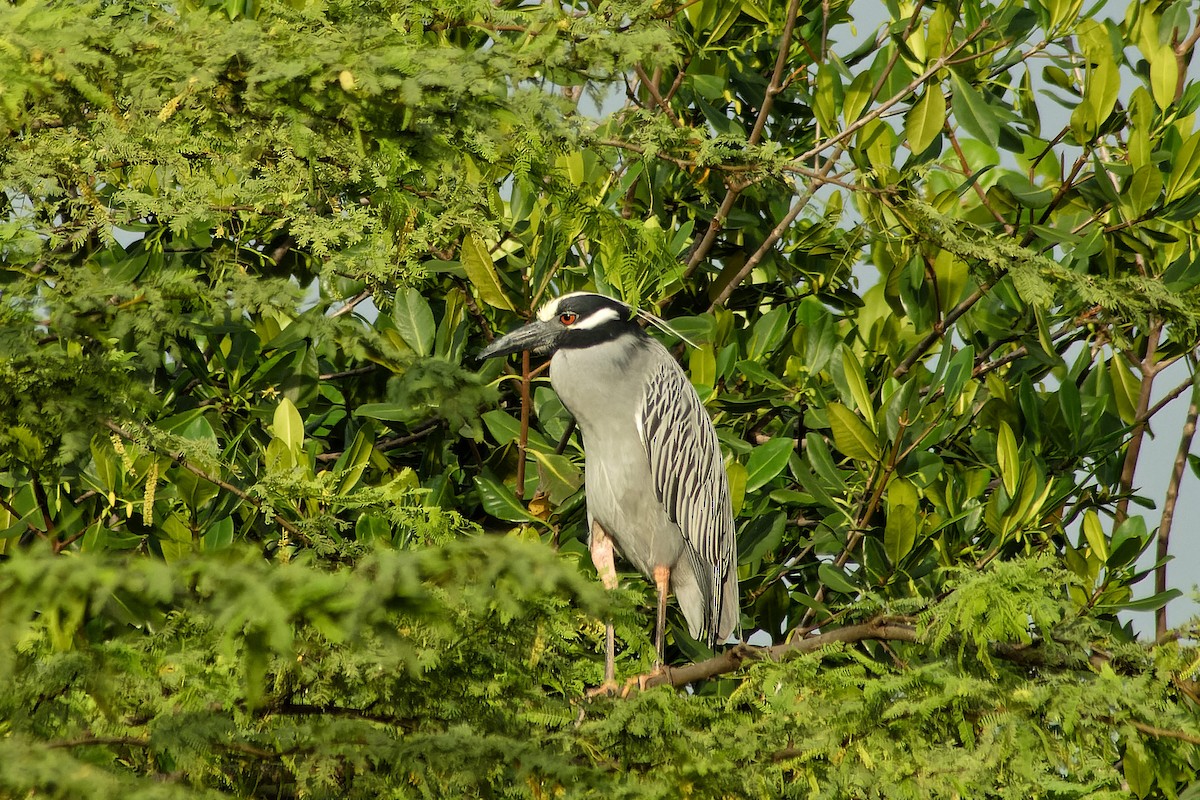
[636,617,918,690]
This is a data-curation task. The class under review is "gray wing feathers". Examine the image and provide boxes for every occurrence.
[637,360,737,644]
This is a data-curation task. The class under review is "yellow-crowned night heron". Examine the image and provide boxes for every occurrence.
[479,292,739,680]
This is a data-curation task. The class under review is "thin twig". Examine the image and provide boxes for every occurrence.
[0,495,43,539]
[318,364,378,381]
[633,65,680,126]
[315,419,443,463]
[1116,318,1162,524]
[515,350,532,501]
[681,0,807,278]
[1139,366,1200,423]
[330,289,373,318]
[707,146,845,310]
[892,285,990,379]
[1155,367,1198,639]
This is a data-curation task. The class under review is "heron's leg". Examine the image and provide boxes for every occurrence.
[589,522,618,683]
[652,565,670,668]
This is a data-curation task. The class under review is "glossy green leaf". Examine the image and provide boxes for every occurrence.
[745,437,794,493]
[201,517,234,552]
[950,72,1000,147]
[996,421,1019,498]
[273,398,304,454]
[334,428,374,494]
[1117,588,1183,613]
[1108,354,1139,425]
[474,475,541,524]
[726,459,747,516]
[885,477,920,566]
[531,450,582,505]
[827,403,880,462]
[817,562,859,595]
[393,287,436,357]
[1123,741,1154,799]
[461,234,515,311]
[842,348,875,429]
[906,87,945,154]
[1150,43,1178,109]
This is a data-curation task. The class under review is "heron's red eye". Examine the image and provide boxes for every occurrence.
[559,312,578,325]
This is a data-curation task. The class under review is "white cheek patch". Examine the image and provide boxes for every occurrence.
[574,307,621,329]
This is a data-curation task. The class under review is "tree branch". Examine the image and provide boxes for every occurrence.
[1155,367,1198,639]
[632,616,919,691]
[330,288,373,318]
[681,0,806,278]
[892,284,991,379]
[707,146,845,311]
[1116,318,1162,523]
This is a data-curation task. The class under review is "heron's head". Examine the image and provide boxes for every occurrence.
[477,292,642,360]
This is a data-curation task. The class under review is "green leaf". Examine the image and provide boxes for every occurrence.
[818,562,859,595]
[942,345,974,405]
[334,428,374,494]
[905,87,945,154]
[726,459,747,516]
[1124,741,1154,799]
[996,421,1019,498]
[1117,588,1182,613]
[461,234,515,311]
[201,517,234,552]
[843,69,874,124]
[530,450,582,505]
[1081,510,1108,561]
[689,345,716,391]
[747,306,790,360]
[1108,354,1139,424]
[1167,129,1200,203]
[482,410,553,453]
[353,403,421,423]
[1069,20,1120,141]
[827,403,880,462]
[950,72,1000,147]
[273,398,304,454]
[1149,43,1178,109]
[393,287,436,357]
[884,477,920,566]
[745,438,794,493]
[738,511,786,565]
[884,503,918,567]
[842,348,875,429]
[474,475,541,524]
[997,174,1053,208]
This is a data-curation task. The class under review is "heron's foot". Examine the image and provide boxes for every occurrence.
[585,679,621,699]
[619,665,669,697]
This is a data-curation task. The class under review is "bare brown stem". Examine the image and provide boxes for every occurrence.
[1155,370,1198,639]
[330,289,373,318]
[706,147,845,310]
[632,616,918,691]
[1116,319,1163,524]
[515,350,532,501]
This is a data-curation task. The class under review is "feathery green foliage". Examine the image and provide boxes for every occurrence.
[2,0,1199,796]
